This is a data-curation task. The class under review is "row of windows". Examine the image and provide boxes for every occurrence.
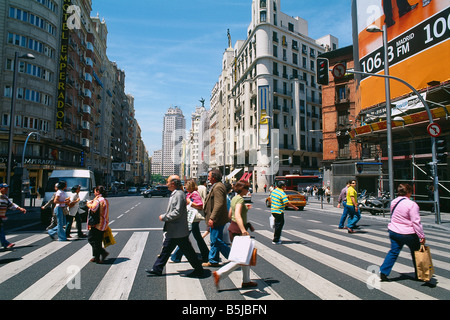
[34,0,58,13]
[7,32,56,59]
[6,59,53,82]
[1,114,49,132]
[9,7,57,37]
[4,86,52,107]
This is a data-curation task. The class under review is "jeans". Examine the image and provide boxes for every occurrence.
[272,212,285,242]
[380,230,420,276]
[208,224,230,264]
[48,206,67,241]
[0,224,10,247]
[346,204,360,229]
[338,201,348,228]
[171,222,209,262]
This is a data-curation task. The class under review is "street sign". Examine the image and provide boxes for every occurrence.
[427,123,441,137]
[332,63,346,79]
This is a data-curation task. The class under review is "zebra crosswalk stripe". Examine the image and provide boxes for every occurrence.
[0,239,71,286]
[311,229,450,290]
[253,237,360,300]
[14,242,93,300]
[166,261,207,300]
[90,232,149,300]
[278,229,437,300]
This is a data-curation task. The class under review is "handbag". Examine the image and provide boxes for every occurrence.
[102,227,116,248]
[414,244,434,282]
[88,208,100,226]
[249,248,257,266]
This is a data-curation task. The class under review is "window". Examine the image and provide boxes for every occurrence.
[260,11,267,22]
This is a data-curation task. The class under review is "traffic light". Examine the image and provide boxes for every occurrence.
[317,57,329,85]
[436,138,447,163]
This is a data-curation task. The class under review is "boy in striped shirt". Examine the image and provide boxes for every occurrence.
[0,183,26,249]
[270,181,299,244]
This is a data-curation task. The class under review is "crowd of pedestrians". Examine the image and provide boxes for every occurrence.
[1,167,431,288]
[41,182,109,264]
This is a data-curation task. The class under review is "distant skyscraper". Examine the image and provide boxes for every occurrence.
[162,106,186,176]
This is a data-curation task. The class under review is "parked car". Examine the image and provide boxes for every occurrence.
[265,190,307,210]
[139,187,147,193]
[142,185,171,198]
[128,187,138,194]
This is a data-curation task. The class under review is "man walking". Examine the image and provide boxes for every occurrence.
[337,180,351,229]
[146,175,205,278]
[0,183,26,249]
[346,180,361,234]
[270,181,299,244]
[203,169,230,267]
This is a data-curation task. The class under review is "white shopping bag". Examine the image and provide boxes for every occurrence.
[269,215,275,229]
[228,236,255,265]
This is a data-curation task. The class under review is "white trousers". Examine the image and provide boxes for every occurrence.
[217,261,251,283]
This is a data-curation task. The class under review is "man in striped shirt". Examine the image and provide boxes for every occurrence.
[0,183,26,249]
[270,181,299,244]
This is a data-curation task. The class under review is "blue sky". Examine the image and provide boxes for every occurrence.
[91,0,353,156]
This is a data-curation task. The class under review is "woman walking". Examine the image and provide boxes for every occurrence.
[171,179,209,263]
[379,184,426,281]
[87,186,109,264]
[48,181,68,241]
[213,181,257,290]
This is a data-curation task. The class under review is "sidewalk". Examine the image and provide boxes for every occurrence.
[306,198,450,232]
[253,192,450,232]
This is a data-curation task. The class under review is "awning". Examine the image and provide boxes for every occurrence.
[240,172,252,181]
[349,105,450,139]
[226,168,242,181]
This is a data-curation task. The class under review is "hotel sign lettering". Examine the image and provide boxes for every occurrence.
[56,0,72,129]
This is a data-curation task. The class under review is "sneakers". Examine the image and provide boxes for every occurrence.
[272,240,282,245]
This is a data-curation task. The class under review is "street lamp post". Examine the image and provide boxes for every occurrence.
[366,24,394,201]
[6,52,35,186]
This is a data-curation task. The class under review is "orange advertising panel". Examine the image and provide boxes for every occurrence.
[353,0,450,109]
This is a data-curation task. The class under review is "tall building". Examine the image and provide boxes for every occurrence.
[0,0,149,194]
[162,106,185,177]
[211,0,338,187]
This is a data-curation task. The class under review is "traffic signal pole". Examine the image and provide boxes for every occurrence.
[344,69,442,224]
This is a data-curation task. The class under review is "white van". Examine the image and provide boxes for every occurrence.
[40,170,96,224]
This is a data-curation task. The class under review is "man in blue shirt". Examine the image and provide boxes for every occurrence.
[270,181,298,244]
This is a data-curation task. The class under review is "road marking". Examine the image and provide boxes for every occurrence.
[166,261,207,300]
[312,229,450,290]
[278,229,437,300]
[0,239,71,286]
[90,232,149,300]
[254,234,360,300]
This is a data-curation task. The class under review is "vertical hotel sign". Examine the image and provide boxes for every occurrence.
[353,0,450,110]
[56,0,72,129]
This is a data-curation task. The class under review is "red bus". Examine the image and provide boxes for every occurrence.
[275,175,322,191]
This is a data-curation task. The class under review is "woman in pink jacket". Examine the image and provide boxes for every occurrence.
[380,184,426,281]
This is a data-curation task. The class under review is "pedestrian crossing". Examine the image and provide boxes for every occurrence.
[0,222,448,300]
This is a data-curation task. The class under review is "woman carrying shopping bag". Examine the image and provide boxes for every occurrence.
[213,181,257,290]
[379,184,426,282]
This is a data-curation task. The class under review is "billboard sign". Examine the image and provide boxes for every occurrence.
[353,0,450,110]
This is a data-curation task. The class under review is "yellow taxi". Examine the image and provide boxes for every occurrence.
[265,190,307,210]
